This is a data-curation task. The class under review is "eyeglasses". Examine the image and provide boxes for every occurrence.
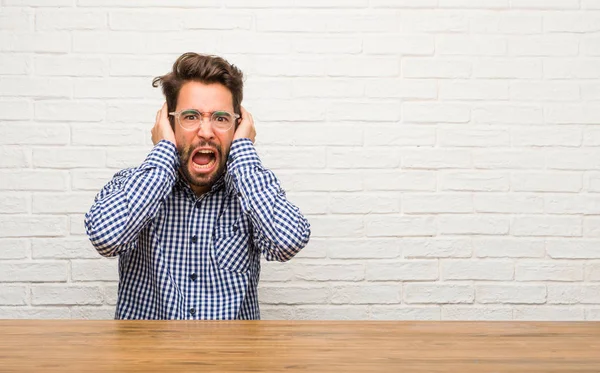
[168,109,240,132]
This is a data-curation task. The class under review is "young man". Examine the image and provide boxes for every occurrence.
[85,53,311,320]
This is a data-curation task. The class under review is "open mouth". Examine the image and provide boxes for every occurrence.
[191,148,217,172]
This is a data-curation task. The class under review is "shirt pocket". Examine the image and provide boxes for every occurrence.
[212,223,250,274]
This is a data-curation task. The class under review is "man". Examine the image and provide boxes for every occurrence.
[85,52,311,320]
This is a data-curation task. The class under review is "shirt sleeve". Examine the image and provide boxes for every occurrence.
[226,138,311,262]
[84,140,179,257]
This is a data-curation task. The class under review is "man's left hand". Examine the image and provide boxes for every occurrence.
[233,106,256,143]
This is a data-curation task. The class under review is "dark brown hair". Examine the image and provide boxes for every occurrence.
[152,52,244,127]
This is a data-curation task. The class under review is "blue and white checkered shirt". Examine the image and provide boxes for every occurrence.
[85,138,310,320]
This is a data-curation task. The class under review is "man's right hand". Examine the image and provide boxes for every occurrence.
[152,102,176,146]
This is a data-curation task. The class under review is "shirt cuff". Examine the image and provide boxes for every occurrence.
[143,140,179,180]
[227,138,262,172]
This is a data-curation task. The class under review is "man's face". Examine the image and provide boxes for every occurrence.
[174,81,236,195]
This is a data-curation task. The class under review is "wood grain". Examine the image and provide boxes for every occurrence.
[1,320,599,372]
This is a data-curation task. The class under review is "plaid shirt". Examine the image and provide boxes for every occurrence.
[85,139,310,320]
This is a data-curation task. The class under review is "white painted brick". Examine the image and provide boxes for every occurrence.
[371,306,440,320]
[327,102,401,122]
[330,193,400,214]
[0,307,69,319]
[588,308,600,320]
[366,260,438,281]
[443,306,512,320]
[365,215,436,237]
[403,58,472,78]
[0,239,29,260]
[0,100,31,120]
[366,79,436,99]
[473,150,545,169]
[33,148,105,169]
[0,123,69,145]
[512,215,581,237]
[364,35,434,55]
[474,193,544,214]
[474,238,544,258]
[512,127,582,147]
[256,13,327,32]
[584,36,600,56]
[0,146,30,168]
[258,285,329,305]
[546,194,600,215]
[587,262,600,281]
[400,10,468,33]
[74,78,158,99]
[71,306,114,320]
[294,264,364,282]
[0,32,70,53]
[547,240,600,259]
[583,127,600,147]
[253,56,326,77]
[472,104,543,124]
[102,284,118,305]
[221,34,291,54]
[582,83,600,101]
[325,239,400,259]
[0,286,27,306]
[0,193,29,214]
[512,172,582,193]
[0,170,68,191]
[259,147,327,170]
[588,172,600,193]
[309,216,363,238]
[109,56,172,77]
[511,0,579,9]
[332,284,400,304]
[440,0,507,7]
[260,261,293,282]
[439,127,510,147]
[71,259,118,282]
[439,214,510,235]
[0,262,67,282]
[443,260,513,280]
[31,285,103,306]
[584,217,600,237]
[511,81,580,101]
[363,171,436,191]
[36,10,106,31]
[259,306,294,320]
[328,147,400,169]
[441,172,509,192]
[259,123,362,146]
[286,193,328,215]
[0,54,31,75]
[437,35,506,56]
[405,283,474,304]
[403,238,472,258]
[583,0,600,9]
[279,172,362,192]
[403,149,471,169]
[403,193,473,214]
[327,56,399,77]
[477,284,546,304]
[5,0,73,5]
[244,79,292,99]
[105,148,148,169]
[0,8,32,31]
[544,13,600,33]
[547,104,600,124]
[514,307,584,321]
[439,80,509,100]
[509,35,579,56]
[403,103,471,123]
[544,59,600,79]
[548,284,600,304]
[294,36,362,54]
[517,261,583,282]
[365,125,436,147]
[31,237,98,259]
[292,79,362,98]
[109,11,180,31]
[474,58,542,79]
[183,11,252,30]
[289,0,368,8]
[35,101,104,122]
[371,0,437,7]
[295,306,369,320]
[33,193,95,214]
[0,216,67,238]
[79,0,219,6]
[470,13,541,34]
[327,14,398,33]
[547,150,600,170]
[251,99,326,122]
[35,56,105,77]
[0,77,71,98]
[72,124,146,147]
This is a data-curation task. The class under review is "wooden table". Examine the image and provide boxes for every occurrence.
[1,320,599,372]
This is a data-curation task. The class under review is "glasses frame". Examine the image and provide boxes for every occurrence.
[168,109,241,132]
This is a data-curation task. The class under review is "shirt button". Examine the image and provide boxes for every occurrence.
[189,307,196,316]
[190,273,198,281]
[191,235,197,243]
[195,201,201,208]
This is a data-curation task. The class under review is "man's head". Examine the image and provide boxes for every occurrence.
[152,53,244,195]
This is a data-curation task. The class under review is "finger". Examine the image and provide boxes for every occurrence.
[160,102,169,120]
[156,110,161,123]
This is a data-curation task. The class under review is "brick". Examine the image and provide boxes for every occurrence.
[512,172,582,193]
[587,262,600,281]
[33,193,96,214]
[294,264,365,282]
[403,58,471,78]
[512,216,581,237]
[35,56,105,77]
[258,285,329,305]
[4,0,73,4]
[547,240,600,259]
[474,58,542,79]
[439,80,509,100]
[364,171,436,191]
[253,56,326,77]
[31,237,98,259]
[280,172,362,192]
[292,78,362,98]
[474,238,544,258]
[0,170,67,191]
[105,148,148,169]
[36,10,106,31]
[547,150,600,170]
[102,284,118,305]
[249,99,326,122]
[474,193,544,214]
[473,104,543,124]
[547,104,600,124]
[293,0,369,8]
[31,285,103,306]
[473,150,545,169]
[371,306,440,320]
[35,101,104,122]
[70,170,119,192]
[260,306,294,320]
[183,11,252,30]
[584,36,600,56]
[328,147,400,168]
[325,239,400,259]
[309,216,363,238]
[79,0,218,6]
[364,35,434,55]
[110,56,172,77]
[109,11,181,31]
[439,127,510,147]
[0,307,69,319]
[327,102,401,122]
[365,215,436,237]
[244,79,292,99]
[0,32,70,53]
[327,14,398,33]
[285,193,328,215]
[402,149,471,169]
[442,260,513,280]
[583,0,600,9]
[366,79,436,99]
[72,259,118,282]
[582,84,600,101]
[512,127,582,147]
[366,260,438,281]
[33,148,105,169]
[440,0,507,7]
[365,125,436,146]
[332,285,400,304]
[294,36,361,54]
[371,0,437,7]
[0,8,32,31]
[0,54,31,75]
[403,193,473,214]
[0,77,71,98]
[327,56,399,77]
[517,261,583,282]
[260,261,294,282]
[0,262,67,282]
[477,284,546,304]
[403,238,472,258]
[546,195,600,215]
[330,193,400,214]
[254,147,325,170]
[403,102,470,123]
[71,306,114,320]
[220,34,290,54]
[509,35,579,56]
[74,78,158,99]
[296,306,369,320]
[0,193,29,214]
[0,146,30,168]
[441,172,509,192]
[544,13,600,33]
[405,284,474,304]
[0,123,69,145]
[544,59,600,79]
[588,309,600,320]
[588,172,600,193]
[259,123,362,146]
[437,35,506,56]
[584,217,600,237]
[0,216,67,238]
[470,13,541,34]
[443,306,512,320]
[0,286,27,306]
[0,100,31,120]
[439,215,509,235]
[256,13,327,32]
[514,307,584,321]
[547,284,600,304]
[511,0,579,9]
[511,81,580,101]
[400,10,468,33]
[0,239,29,259]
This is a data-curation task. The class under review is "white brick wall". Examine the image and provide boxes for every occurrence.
[1,0,599,321]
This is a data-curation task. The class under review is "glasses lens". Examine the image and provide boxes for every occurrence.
[211,111,234,131]
[179,109,200,130]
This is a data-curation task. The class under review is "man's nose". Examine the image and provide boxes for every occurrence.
[196,116,215,139]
